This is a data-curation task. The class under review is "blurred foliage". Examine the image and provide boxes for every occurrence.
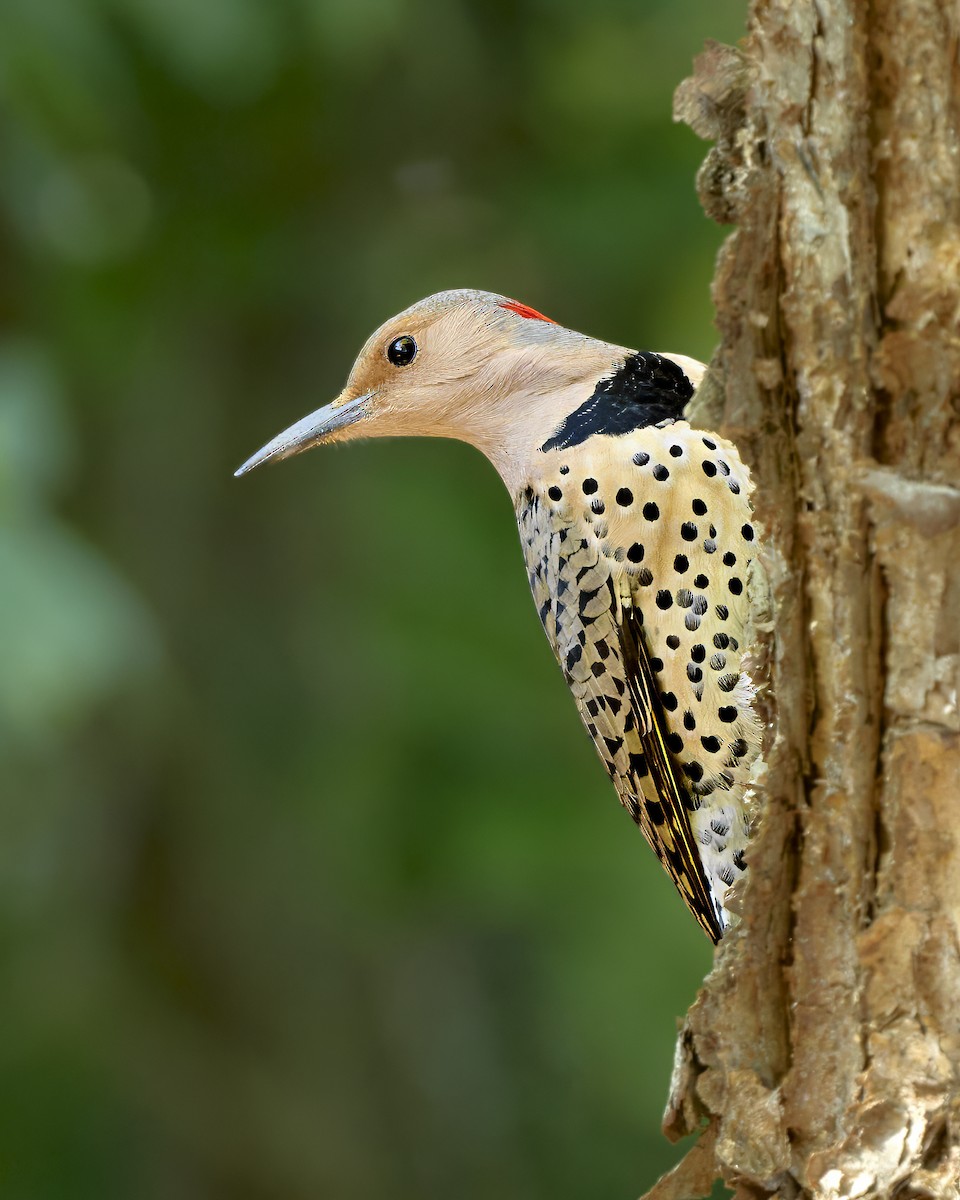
[0,0,745,1196]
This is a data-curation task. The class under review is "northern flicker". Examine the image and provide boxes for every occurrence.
[236,290,761,942]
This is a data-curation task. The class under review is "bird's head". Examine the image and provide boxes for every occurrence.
[235,289,642,492]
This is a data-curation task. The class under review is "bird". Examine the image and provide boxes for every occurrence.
[236,289,761,942]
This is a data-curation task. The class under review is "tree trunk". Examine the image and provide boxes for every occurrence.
[651,4,960,1197]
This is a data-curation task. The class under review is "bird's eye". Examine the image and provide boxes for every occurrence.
[387,335,418,367]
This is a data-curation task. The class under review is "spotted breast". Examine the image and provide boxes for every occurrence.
[519,386,760,941]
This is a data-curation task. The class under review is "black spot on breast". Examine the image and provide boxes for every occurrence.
[591,499,605,515]
[692,498,707,515]
[718,705,738,723]
[666,634,680,650]
[686,664,703,683]
[627,542,644,562]
[702,438,717,449]
[548,486,562,501]
[729,738,747,757]
[643,501,660,521]
[742,523,755,541]
[669,444,683,457]
[633,450,650,466]
[683,710,696,730]
[616,487,633,506]
[723,551,737,566]
[690,644,705,663]
[666,732,684,753]
[649,657,664,672]
[540,352,695,452]
[656,590,673,610]
[674,554,689,573]
[683,761,704,782]
[694,573,709,588]
[582,477,598,494]
[681,522,698,541]
[713,632,729,649]
[661,691,678,711]
[702,460,717,477]
[701,735,721,753]
[637,567,654,586]
[729,577,743,595]
[652,464,669,481]
[559,464,569,475]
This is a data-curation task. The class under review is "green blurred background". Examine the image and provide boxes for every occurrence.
[0,1,744,1196]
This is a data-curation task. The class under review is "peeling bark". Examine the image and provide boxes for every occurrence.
[653,3,960,1196]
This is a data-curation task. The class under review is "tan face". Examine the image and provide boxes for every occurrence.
[233,289,622,482]
[338,299,518,439]
[234,293,517,475]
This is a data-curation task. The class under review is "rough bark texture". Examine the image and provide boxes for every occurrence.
[653,3,960,1197]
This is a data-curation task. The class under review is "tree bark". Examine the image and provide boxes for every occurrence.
[652,4,960,1197]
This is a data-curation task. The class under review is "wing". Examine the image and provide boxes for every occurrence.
[518,482,724,943]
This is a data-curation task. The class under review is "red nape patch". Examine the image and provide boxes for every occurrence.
[500,299,557,324]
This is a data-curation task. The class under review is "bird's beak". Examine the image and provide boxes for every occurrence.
[234,391,374,477]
